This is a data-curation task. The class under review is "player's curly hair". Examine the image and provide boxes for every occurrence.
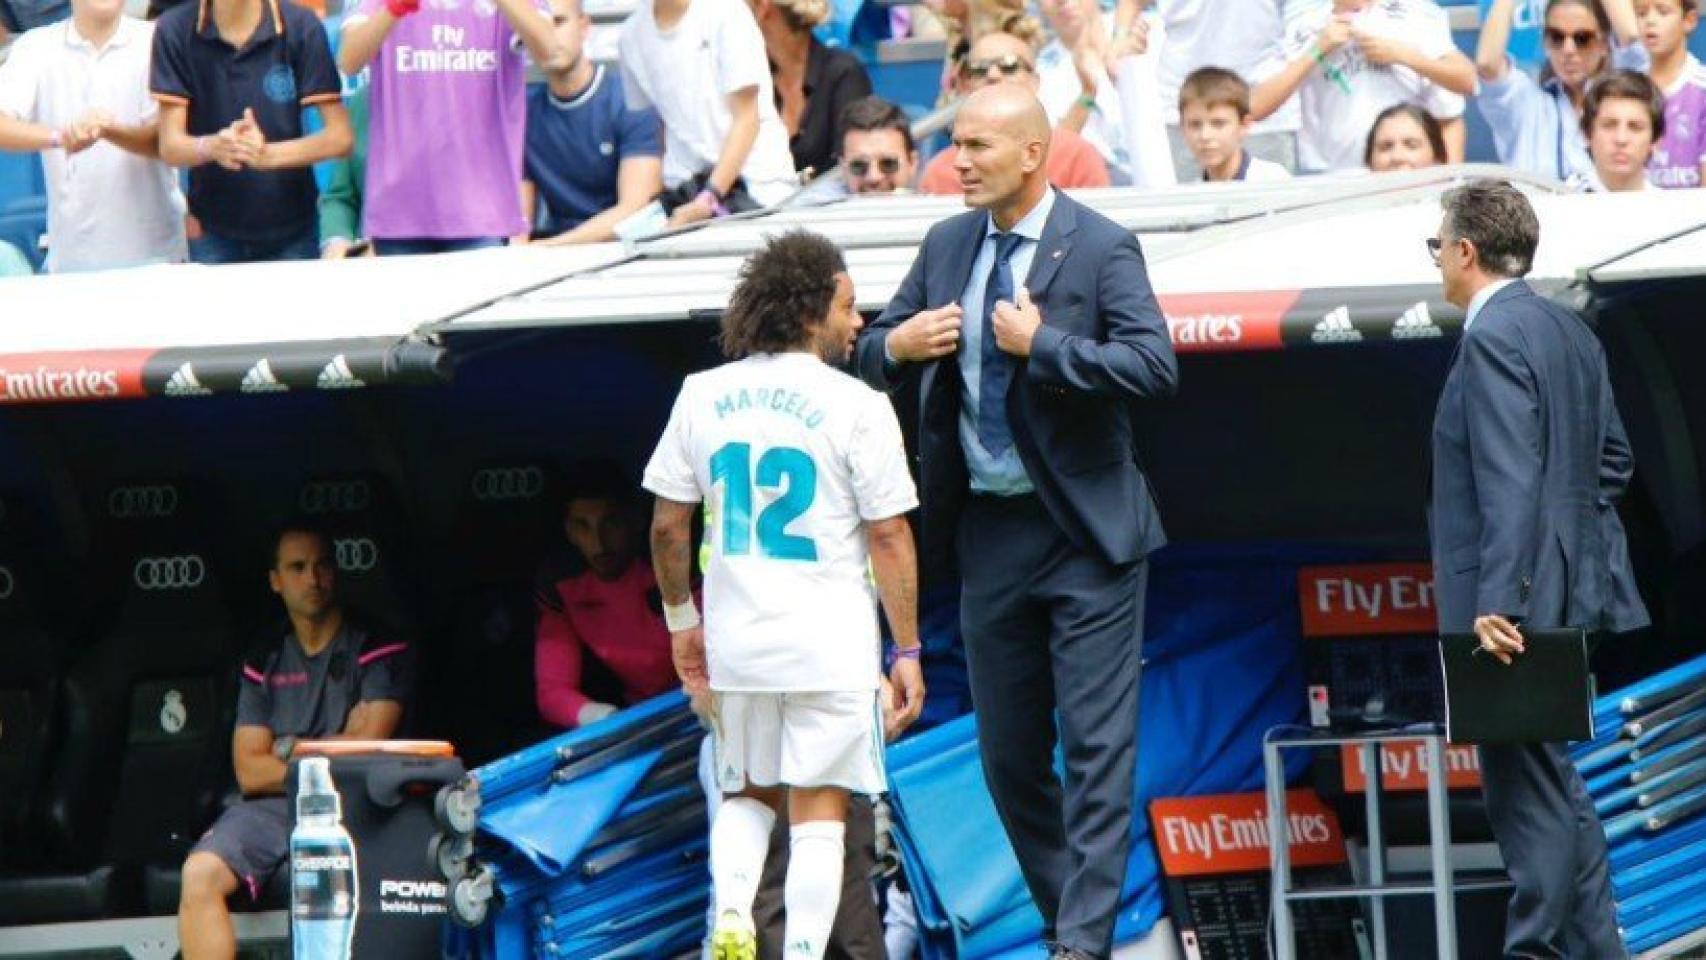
[719,230,847,359]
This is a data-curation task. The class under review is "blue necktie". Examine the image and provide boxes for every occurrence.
[979,232,1024,457]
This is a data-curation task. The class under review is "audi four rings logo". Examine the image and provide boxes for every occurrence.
[335,538,379,572]
[109,485,179,519]
[299,481,371,514]
[0,566,13,601]
[471,467,545,501]
[134,556,206,590]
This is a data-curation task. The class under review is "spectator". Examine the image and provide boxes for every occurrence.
[1116,0,1299,178]
[150,0,351,264]
[787,95,917,204]
[1253,0,1474,173]
[618,0,799,227]
[1476,0,1646,185]
[1179,66,1291,182]
[1036,0,1133,183]
[748,0,872,176]
[1364,102,1448,171]
[535,481,676,730]
[318,83,369,258]
[337,0,559,255]
[1635,0,1706,187]
[842,96,918,194]
[178,520,411,960]
[0,0,186,272]
[917,28,1111,193]
[519,0,663,246]
[1583,68,1663,188]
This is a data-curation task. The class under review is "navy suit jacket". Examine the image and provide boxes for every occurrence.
[1429,280,1649,636]
[854,192,1179,571]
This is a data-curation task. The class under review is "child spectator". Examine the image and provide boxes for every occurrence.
[1476,0,1647,185]
[1635,0,1706,186]
[1116,0,1301,178]
[337,0,561,255]
[917,27,1111,193]
[1364,101,1447,171]
[0,0,186,272]
[1179,66,1291,182]
[1583,68,1664,188]
[748,0,872,177]
[1253,0,1474,173]
[618,0,798,227]
[520,0,663,245]
[151,0,352,264]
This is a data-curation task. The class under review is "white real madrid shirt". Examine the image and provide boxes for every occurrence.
[0,16,187,272]
[643,352,918,693]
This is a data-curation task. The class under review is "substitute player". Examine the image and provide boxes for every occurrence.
[644,230,925,960]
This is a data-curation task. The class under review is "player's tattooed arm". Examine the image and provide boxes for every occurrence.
[869,514,925,730]
[649,496,700,607]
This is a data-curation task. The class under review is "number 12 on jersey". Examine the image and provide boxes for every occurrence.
[709,442,819,561]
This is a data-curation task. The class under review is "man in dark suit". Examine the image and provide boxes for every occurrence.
[1428,179,1649,959]
[853,84,1178,959]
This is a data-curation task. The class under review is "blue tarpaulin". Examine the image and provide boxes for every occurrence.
[886,543,1364,957]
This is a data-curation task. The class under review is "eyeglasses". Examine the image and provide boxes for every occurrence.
[960,54,1034,79]
[846,156,903,177]
[1425,236,1468,266]
[1543,27,1601,49]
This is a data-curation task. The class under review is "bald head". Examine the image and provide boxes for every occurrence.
[960,84,1052,147]
[949,84,1051,217]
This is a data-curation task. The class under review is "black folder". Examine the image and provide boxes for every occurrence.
[1438,628,1595,743]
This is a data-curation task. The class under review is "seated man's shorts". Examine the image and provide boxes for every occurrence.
[710,690,885,796]
[190,796,291,901]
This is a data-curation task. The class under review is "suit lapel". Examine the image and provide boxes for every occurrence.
[920,212,985,410]
[1023,194,1078,299]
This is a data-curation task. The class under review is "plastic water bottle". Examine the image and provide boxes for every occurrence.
[291,756,358,960]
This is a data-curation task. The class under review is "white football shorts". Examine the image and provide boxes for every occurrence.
[709,690,887,796]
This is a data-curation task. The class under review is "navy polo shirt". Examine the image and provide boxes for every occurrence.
[150,0,341,243]
[523,67,660,236]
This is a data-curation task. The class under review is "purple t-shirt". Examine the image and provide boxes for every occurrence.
[1651,56,1706,189]
[347,0,545,239]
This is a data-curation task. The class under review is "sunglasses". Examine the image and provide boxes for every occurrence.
[847,156,903,177]
[961,54,1034,78]
[1425,236,1470,266]
[1543,27,1601,49]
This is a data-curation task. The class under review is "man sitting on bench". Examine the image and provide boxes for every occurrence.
[178,518,413,960]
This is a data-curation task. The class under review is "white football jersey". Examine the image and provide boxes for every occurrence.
[643,352,918,692]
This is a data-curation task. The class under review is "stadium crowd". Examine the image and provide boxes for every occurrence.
[0,0,1700,272]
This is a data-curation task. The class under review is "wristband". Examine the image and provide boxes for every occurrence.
[693,189,729,218]
[663,598,701,631]
[47,129,64,151]
[194,135,211,164]
[273,735,297,762]
[385,0,420,17]
[887,645,922,668]
[1076,92,1098,111]
[1313,49,1352,95]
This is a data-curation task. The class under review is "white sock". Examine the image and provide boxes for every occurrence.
[710,796,775,925]
[783,820,846,959]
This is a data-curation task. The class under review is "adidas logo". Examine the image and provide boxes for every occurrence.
[164,363,212,396]
[1310,305,1363,344]
[316,355,366,390]
[1392,301,1442,340]
[239,359,288,393]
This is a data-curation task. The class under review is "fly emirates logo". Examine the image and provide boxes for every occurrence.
[396,25,500,74]
[1149,790,1345,876]
[1298,563,1437,637]
[1158,809,1332,864]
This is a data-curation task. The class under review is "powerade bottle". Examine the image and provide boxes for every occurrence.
[291,756,359,960]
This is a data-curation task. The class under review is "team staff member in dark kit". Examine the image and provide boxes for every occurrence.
[177,520,413,960]
[853,83,1177,959]
[1428,179,1649,959]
